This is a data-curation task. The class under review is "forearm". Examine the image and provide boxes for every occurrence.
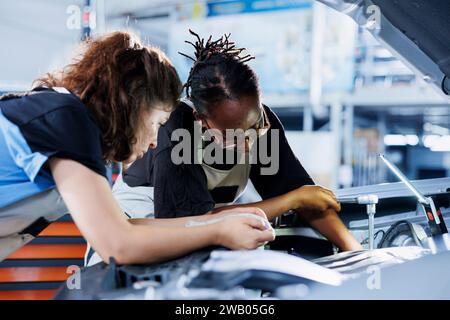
[129,215,209,227]
[212,193,293,220]
[114,223,219,264]
[296,208,362,251]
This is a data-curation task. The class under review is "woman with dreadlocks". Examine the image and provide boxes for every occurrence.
[0,31,275,264]
[109,30,361,265]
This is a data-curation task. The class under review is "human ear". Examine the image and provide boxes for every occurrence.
[193,110,208,129]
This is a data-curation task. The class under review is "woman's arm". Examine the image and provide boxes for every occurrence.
[50,158,275,265]
[212,185,340,221]
[212,185,362,251]
[296,208,363,251]
[129,206,267,227]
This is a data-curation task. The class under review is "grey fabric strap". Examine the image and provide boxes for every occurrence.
[0,188,69,262]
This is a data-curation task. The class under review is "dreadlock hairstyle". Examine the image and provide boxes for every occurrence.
[179,30,260,116]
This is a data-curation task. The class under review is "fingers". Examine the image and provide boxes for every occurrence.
[319,186,338,201]
[320,186,334,195]
[242,216,268,231]
[326,196,341,212]
[255,228,276,243]
[335,200,341,212]
[323,189,337,200]
[324,197,340,212]
[257,241,268,247]
[298,185,341,213]
[319,188,341,212]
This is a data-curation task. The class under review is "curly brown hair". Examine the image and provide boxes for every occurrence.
[35,31,182,162]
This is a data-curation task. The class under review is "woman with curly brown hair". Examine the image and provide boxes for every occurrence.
[0,31,274,264]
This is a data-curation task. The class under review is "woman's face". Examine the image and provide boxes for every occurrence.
[124,105,171,165]
[199,95,267,151]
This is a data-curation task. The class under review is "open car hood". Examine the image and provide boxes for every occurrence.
[317,0,450,97]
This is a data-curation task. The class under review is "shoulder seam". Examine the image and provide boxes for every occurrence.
[24,103,91,126]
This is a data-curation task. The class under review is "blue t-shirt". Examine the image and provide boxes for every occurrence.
[0,87,107,208]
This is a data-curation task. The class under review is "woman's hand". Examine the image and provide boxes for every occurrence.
[287,187,362,252]
[288,185,341,213]
[214,213,275,250]
[206,207,274,250]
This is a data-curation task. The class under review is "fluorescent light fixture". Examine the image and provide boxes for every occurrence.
[384,134,419,146]
[405,135,419,146]
[384,134,407,146]
[423,135,440,148]
[430,136,450,152]
[423,135,450,152]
